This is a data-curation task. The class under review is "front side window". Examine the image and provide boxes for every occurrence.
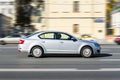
[56,33,71,40]
[39,33,55,39]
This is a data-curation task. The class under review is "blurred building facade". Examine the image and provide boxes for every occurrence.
[0,0,44,34]
[0,0,15,36]
[0,0,15,18]
[0,0,107,39]
[111,1,120,35]
[0,14,12,37]
[43,0,106,39]
[31,0,45,31]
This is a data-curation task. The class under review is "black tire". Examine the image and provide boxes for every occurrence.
[28,54,33,57]
[0,41,6,45]
[31,46,43,58]
[80,46,93,58]
[117,43,120,45]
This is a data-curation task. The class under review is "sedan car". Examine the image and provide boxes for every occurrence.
[0,34,22,45]
[18,31,101,58]
[114,35,120,45]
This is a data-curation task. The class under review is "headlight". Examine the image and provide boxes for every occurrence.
[94,43,100,47]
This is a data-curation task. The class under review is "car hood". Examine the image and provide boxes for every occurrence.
[80,40,97,44]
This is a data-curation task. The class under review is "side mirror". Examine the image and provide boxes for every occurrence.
[71,38,77,42]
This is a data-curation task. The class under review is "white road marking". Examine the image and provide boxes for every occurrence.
[0,68,120,72]
[111,53,120,55]
[100,59,120,61]
[101,68,120,71]
[0,68,77,72]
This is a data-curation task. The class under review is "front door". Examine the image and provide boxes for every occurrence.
[56,32,79,53]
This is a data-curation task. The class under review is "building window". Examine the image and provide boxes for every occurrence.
[1,8,6,13]
[73,1,79,12]
[98,30,102,33]
[8,9,13,14]
[73,24,79,33]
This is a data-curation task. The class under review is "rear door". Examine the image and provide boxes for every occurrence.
[38,32,59,53]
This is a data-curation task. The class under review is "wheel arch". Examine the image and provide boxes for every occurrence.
[30,45,44,54]
[0,40,6,45]
[80,45,94,54]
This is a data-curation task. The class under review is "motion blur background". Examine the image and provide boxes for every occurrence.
[0,0,119,43]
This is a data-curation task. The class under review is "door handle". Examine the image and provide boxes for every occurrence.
[60,42,64,43]
[42,41,45,43]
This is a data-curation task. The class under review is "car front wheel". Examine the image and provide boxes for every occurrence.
[31,47,43,58]
[117,43,120,45]
[80,46,93,58]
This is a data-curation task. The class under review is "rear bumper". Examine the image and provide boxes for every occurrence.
[18,44,28,53]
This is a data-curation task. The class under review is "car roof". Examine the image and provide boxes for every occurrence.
[26,31,73,38]
[35,31,70,34]
[41,31,67,33]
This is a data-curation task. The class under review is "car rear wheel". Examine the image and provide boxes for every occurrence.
[80,46,93,58]
[31,47,43,58]
[0,41,6,45]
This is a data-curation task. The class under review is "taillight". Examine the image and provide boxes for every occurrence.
[116,38,120,41]
[19,40,25,44]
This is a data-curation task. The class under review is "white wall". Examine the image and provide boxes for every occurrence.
[43,0,106,39]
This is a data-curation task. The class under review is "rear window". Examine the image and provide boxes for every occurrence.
[25,32,40,38]
[12,34,21,37]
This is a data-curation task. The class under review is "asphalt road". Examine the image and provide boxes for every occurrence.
[0,44,120,80]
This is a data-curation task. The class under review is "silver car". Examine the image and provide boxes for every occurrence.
[18,31,101,58]
[0,34,21,45]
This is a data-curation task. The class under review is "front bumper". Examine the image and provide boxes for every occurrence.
[94,45,101,54]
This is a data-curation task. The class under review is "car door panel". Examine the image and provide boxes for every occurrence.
[59,40,79,53]
[40,39,59,53]
[55,32,80,53]
[39,32,60,53]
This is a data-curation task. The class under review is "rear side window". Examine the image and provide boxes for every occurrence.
[12,34,21,37]
[7,34,21,38]
[39,33,55,39]
[25,32,39,38]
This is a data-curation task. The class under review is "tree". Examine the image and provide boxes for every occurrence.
[15,0,33,33]
[106,0,119,35]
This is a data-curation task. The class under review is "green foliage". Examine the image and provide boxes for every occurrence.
[106,0,119,24]
[15,0,32,26]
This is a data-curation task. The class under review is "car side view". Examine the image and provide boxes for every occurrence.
[18,31,101,58]
[0,34,22,45]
